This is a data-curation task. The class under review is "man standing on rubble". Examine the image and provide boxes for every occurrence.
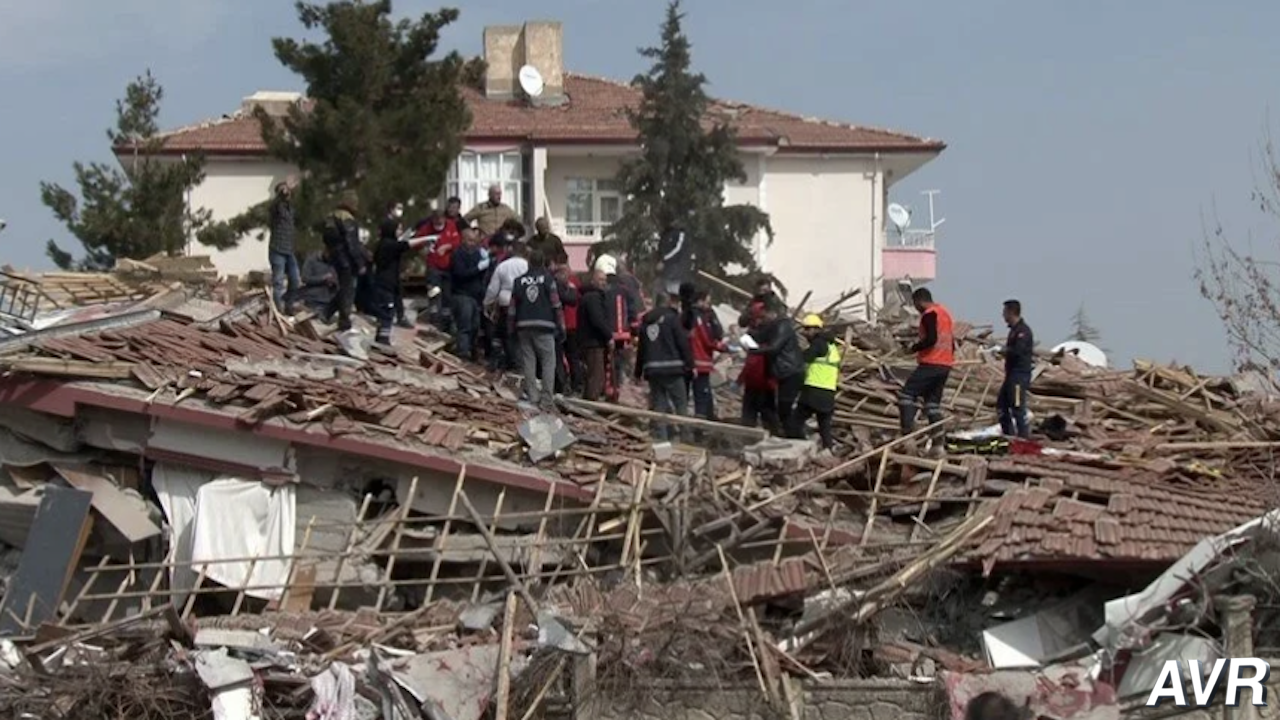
[509,249,566,409]
[898,287,955,437]
[996,299,1035,439]
[449,227,490,361]
[485,238,530,372]
[371,215,437,346]
[635,292,695,442]
[748,300,805,437]
[268,178,299,314]
[300,248,337,321]
[465,184,519,238]
[577,269,614,401]
[321,190,366,332]
[794,314,840,450]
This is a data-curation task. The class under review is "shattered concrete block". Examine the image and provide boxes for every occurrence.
[336,330,370,361]
[651,442,674,462]
[518,415,577,463]
[194,628,280,654]
[742,437,818,471]
[458,602,502,632]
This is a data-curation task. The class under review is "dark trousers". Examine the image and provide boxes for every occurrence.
[611,340,633,392]
[741,388,779,434]
[372,286,396,345]
[583,347,607,401]
[794,387,836,449]
[488,307,517,371]
[428,269,452,330]
[776,373,804,438]
[332,267,356,331]
[692,373,714,420]
[648,375,688,442]
[559,329,582,394]
[355,274,374,315]
[997,372,1032,438]
[898,363,951,434]
[451,295,482,359]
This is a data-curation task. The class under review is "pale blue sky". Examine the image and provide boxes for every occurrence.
[1,0,1277,372]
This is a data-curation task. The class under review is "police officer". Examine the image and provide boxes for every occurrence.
[635,292,694,442]
[508,249,566,409]
[996,299,1035,439]
[793,314,841,450]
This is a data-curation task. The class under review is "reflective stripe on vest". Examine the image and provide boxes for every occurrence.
[917,304,955,367]
[613,294,631,342]
[804,343,842,391]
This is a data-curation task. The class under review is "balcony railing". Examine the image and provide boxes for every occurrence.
[562,221,614,239]
[886,230,936,250]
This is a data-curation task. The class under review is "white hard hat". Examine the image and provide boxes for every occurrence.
[594,254,618,275]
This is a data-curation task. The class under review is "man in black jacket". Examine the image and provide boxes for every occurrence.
[749,300,805,437]
[508,249,566,409]
[657,222,692,296]
[268,179,299,314]
[576,269,614,401]
[449,228,491,360]
[371,216,436,345]
[320,190,365,332]
[996,299,1035,439]
[635,293,694,442]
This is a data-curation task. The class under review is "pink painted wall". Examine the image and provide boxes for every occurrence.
[882,248,937,282]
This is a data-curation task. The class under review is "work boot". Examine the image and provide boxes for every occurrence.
[396,317,415,329]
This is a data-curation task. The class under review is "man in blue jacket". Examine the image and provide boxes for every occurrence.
[996,299,1035,439]
[449,227,490,360]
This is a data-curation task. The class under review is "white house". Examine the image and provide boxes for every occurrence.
[131,21,945,311]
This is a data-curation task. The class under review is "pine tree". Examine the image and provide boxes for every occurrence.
[42,71,218,270]
[606,1,773,292]
[1069,304,1102,343]
[202,0,482,249]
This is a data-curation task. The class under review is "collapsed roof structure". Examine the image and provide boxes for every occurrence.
[0,263,1275,719]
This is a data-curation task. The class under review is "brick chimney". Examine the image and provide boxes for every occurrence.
[483,21,565,105]
[240,91,303,117]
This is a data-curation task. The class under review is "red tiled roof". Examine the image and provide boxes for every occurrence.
[140,74,944,156]
[968,457,1268,572]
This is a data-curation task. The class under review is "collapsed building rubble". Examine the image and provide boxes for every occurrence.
[0,270,1275,718]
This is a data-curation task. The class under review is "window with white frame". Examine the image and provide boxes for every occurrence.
[565,178,623,238]
[446,151,524,216]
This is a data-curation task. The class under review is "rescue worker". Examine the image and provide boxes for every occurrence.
[371,216,437,345]
[793,314,840,450]
[576,269,614,401]
[320,189,366,332]
[964,692,1022,720]
[996,299,1035,439]
[299,248,337,321]
[635,292,694,442]
[528,217,568,267]
[421,211,461,329]
[738,289,778,434]
[484,234,529,371]
[553,262,582,395]
[657,220,692,296]
[748,299,805,437]
[594,254,641,401]
[267,178,299,314]
[898,287,955,436]
[508,249,566,409]
[688,289,725,420]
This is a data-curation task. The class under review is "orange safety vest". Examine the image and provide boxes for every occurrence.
[917,303,955,367]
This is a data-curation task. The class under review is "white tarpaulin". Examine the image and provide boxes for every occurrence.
[152,463,296,604]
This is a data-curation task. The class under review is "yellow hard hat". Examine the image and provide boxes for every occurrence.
[801,314,824,328]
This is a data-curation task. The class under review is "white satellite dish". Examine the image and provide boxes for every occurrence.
[1052,340,1108,369]
[518,65,544,98]
[887,203,911,234]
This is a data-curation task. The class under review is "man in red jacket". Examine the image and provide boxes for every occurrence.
[738,295,779,434]
[688,289,726,420]
[554,262,582,395]
[419,211,461,329]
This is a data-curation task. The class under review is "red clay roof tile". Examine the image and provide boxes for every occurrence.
[139,75,944,156]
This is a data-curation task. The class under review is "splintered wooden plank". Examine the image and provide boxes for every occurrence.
[0,486,93,634]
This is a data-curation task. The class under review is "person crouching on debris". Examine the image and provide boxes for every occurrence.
[996,299,1035,439]
[300,248,338,322]
[449,227,489,361]
[320,190,366,332]
[898,287,955,441]
[577,269,614,402]
[636,292,695,442]
[794,314,840,451]
[688,289,726,420]
[372,215,436,346]
[508,249,566,409]
[964,692,1023,720]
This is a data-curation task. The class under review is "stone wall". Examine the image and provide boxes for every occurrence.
[591,680,944,720]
